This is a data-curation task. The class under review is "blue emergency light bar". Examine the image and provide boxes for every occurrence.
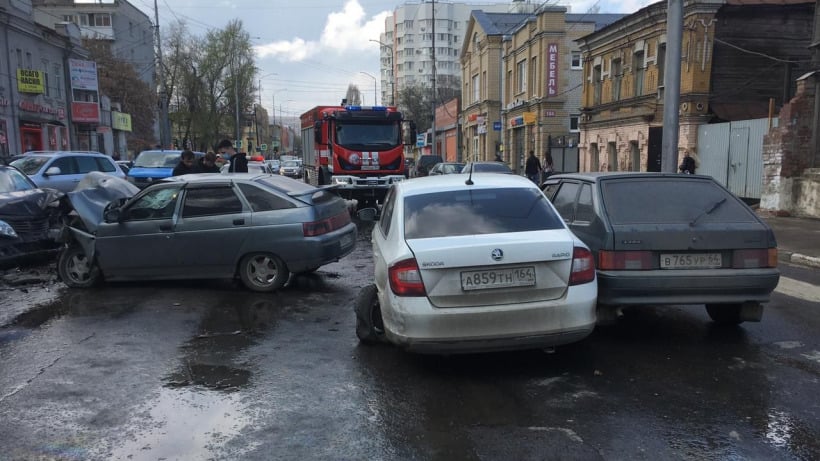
[344,105,387,111]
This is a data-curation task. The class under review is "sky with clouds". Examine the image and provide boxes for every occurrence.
[130,0,653,122]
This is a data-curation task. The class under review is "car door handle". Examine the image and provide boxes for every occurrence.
[233,219,245,225]
[159,224,172,231]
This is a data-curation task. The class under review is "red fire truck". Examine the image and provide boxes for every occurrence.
[300,104,415,208]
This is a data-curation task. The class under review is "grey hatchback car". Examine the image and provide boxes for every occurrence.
[57,173,357,292]
[542,172,780,325]
[11,151,125,193]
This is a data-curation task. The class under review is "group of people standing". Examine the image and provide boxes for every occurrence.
[525,150,554,184]
[171,139,249,176]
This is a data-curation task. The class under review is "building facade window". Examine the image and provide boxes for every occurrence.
[657,43,667,87]
[472,74,479,103]
[634,50,645,97]
[593,65,602,105]
[607,142,618,171]
[630,141,640,171]
[516,59,527,94]
[570,115,580,132]
[571,52,582,69]
[611,58,622,101]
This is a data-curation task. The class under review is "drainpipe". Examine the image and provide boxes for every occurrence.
[3,11,20,155]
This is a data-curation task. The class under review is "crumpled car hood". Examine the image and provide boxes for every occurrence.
[0,188,63,219]
[67,171,140,232]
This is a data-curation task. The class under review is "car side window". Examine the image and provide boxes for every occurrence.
[551,182,580,221]
[95,157,116,173]
[75,156,99,174]
[127,187,181,220]
[379,187,396,236]
[575,183,594,223]
[51,157,77,175]
[182,187,244,218]
[542,182,560,200]
[237,183,295,212]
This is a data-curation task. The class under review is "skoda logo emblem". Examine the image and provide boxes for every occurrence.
[491,249,503,261]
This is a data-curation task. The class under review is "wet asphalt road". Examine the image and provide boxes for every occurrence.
[1,221,819,460]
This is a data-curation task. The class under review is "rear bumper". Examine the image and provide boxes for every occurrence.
[597,268,780,306]
[285,223,357,272]
[381,283,597,354]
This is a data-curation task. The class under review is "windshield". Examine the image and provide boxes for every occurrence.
[0,168,35,192]
[134,151,181,168]
[334,121,400,150]
[10,156,49,174]
[282,161,300,167]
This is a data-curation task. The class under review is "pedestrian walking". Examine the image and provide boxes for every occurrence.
[679,151,696,174]
[525,150,541,184]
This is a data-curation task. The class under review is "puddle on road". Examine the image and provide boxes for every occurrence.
[165,363,251,390]
[104,387,257,460]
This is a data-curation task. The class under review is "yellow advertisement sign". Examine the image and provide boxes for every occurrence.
[17,69,45,94]
[523,112,537,125]
[111,111,132,132]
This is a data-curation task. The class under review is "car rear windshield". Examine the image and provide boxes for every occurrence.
[600,178,758,225]
[134,151,181,168]
[404,187,564,239]
[256,177,336,204]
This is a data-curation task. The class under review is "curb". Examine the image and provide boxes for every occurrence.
[790,253,820,269]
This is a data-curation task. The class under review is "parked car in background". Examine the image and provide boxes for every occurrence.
[57,173,357,292]
[460,161,514,175]
[222,161,273,175]
[0,165,62,268]
[355,173,597,353]
[428,162,466,175]
[280,160,303,178]
[410,155,443,177]
[126,149,205,188]
[10,151,125,193]
[542,172,780,325]
[267,159,281,174]
[116,160,133,175]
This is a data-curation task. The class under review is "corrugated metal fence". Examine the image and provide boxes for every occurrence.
[697,117,777,200]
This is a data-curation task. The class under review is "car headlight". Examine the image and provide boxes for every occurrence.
[0,220,19,239]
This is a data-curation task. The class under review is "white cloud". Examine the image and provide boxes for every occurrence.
[254,0,390,62]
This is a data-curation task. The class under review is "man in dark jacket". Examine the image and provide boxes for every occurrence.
[525,150,541,184]
[172,150,198,176]
[196,152,221,173]
[217,139,248,173]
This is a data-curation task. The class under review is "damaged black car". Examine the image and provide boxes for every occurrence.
[0,165,63,269]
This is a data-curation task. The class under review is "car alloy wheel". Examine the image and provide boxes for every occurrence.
[58,245,101,288]
[238,252,289,292]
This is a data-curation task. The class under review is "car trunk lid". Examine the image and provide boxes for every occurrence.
[406,230,575,308]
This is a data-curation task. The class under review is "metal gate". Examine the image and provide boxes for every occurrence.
[697,117,776,199]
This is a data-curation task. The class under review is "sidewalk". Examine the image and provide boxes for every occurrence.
[759,214,820,269]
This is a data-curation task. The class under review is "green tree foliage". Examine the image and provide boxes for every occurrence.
[397,84,432,134]
[162,19,257,152]
[84,40,157,153]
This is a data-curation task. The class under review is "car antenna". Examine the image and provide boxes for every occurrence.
[465,162,474,185]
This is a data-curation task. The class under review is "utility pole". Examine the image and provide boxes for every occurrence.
[661,0,683,172]
[153,0,171,149]
[431,0,437,158]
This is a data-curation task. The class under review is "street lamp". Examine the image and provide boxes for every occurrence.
[360,71,377,106]
[256,73,277,151]
[369,39,395,105]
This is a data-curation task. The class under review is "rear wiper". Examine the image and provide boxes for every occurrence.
[690,197,727,227]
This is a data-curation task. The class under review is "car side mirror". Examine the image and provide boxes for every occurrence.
[103,208,122,223]
[44,166,61,176]
[357,207,378,222]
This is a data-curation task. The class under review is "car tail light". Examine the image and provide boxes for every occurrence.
[389,258,426,296]
[570,247,596,286]
[302,211,351,237]
[598,250,653,270]
[733,248,778,268]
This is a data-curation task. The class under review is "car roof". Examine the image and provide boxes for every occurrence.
[399,173,536,196]
[23,150,107,156]
[546,171,715,182]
